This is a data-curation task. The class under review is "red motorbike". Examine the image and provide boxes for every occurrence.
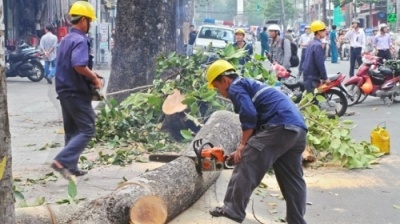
[345,54,400,106]
[272,63,349,117]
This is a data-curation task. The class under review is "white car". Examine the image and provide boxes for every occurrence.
[193,25,235,54]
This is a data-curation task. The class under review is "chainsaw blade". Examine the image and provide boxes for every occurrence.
[149,154,195,163]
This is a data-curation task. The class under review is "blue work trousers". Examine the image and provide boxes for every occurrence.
[55,97,95,171]
[222,125,307,224]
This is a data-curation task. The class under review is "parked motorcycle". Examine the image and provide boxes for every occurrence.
[272,63,349,117]
[341,40,350,61]
[345,54,400,106]
[6,42,44,82]
[344,54,382,105]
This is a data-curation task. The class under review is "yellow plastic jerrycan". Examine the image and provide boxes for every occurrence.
[370,122,390,154]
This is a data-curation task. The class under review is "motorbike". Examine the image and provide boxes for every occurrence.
[271,63,349,117]
[345,54,400,106]
[344,54,382,105]
[6,42,44,82]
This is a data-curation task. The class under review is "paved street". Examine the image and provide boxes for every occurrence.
[5,52,400,223]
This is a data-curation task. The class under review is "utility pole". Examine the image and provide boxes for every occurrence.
[303,0,307,22]
[322,0,327,24]
[280,0,286,31]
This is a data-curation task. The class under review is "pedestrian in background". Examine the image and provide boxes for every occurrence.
[186,25,197,57]
[374,24,391,60]
[330,25,339,63]
[345,19,366,77]
[298,25,313,76]
[39,24,58,84]
[51,1,102,180]
[268,24,291,70]
[260,27,270,57]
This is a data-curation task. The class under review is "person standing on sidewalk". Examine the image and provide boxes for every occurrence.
[260,27,270,56]
[302,20,331,93]
[345,19,366,77]
[374,24,392,60]
[330,25,339,63]
[39,24,58,84]
[298,25,313,76]
[186,25,197,57]
[268,24,291,70]
[51,1,102,180]
[206,60,308,224]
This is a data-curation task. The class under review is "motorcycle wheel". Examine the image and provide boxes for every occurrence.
[324,89,348,118]
[357,93,368,104]
[345,84,362,106]
[27,60,44,82]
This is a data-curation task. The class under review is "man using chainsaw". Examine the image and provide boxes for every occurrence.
[51,1,102,180]
[206,60,308,223]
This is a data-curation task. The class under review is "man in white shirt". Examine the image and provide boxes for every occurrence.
[298,25,313,76]
[39,24,58,84]
[345,19,366,77]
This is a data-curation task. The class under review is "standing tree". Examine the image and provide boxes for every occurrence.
[0,0,15,222]
[106,0,178,102]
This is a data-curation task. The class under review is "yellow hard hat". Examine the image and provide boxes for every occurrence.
[310,20,326,32]
[206,60,236,89]
[235,28,246,35]
[69,1,97,21]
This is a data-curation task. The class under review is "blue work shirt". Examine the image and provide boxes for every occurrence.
[233,41,253,65]
[55,28,92,102]
[228,77,307,131]
[302,38,328,82]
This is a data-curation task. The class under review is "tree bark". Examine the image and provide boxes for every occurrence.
[16,205,82,224]
[15,111,242,223]
[106,0,177,102]
[0,0,15,222]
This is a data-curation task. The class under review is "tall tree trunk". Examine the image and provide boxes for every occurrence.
[106,0,177,102]
[0,0,15,222]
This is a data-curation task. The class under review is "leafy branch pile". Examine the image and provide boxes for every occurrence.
[93,44,382,169]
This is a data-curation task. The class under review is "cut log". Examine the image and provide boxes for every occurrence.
[302,145,317,163]
[14,111,242,224]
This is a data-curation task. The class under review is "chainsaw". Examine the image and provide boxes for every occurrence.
[149,139,234,174]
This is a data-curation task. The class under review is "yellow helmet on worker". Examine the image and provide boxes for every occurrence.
[69,1,97,21]
[310,20,326,33]
[235,28,246,36]
[206,60,236,89]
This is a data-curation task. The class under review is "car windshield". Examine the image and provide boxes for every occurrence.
[198,27,234,43]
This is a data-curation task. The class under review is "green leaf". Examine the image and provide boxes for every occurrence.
[68,180,78,199]
[315,95,326,103]
[330,138,341,150]
[180,129,193,140]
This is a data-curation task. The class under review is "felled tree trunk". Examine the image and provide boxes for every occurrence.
[66,110,241,224]
[106,0,177,102]
[15,111,242,224]
[15,205,82,224]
